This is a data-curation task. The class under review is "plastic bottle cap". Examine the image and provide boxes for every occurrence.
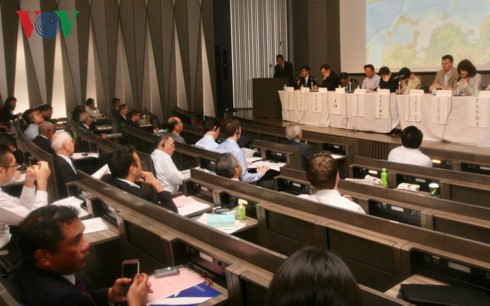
[382,168,387,171]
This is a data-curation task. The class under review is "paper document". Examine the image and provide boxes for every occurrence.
[52,196,89,217]
[173,195,211,216]
[196,213,246,234]
[148,282,221,306]
[92,164,111,179]
[248,160,285,172]
[146,268,204,304]
[82,217,109,234]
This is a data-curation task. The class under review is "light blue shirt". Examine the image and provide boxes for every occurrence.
[195,135,219,151]
[25,124,39,141]
[216,139,263,182]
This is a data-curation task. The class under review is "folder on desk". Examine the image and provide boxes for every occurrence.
[148,282,221,306]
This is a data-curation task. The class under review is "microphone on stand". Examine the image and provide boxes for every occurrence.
[394,74,405,80]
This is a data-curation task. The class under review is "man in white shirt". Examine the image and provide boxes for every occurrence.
[215,153,241,180]
[299,153,365,214]
[23,108,44,141]
[388,126,432,167]
[216,118,268,182]
[151,133,190,194]
[195,118,222,151]
[361,64,380,92]
[85,98,101,118]
[0,145,51,249]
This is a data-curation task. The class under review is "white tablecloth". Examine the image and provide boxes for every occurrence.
[279,91,330,126]
[279,91,399,133]
[397,94,490,146]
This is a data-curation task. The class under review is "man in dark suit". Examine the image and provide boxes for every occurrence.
[274,54,294,86]
[32,121,55,154]
[285,124,314,170]
[8,205,151,306]
[126,110,141,128]
[319,63,341,91]
[102,145,178,213]
[110,97,121,120]
[51,131,78,198]
[296,65,317,89]
[114,104,128,132]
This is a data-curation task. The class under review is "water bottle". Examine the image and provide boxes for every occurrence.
[348,81,352,92]
[397,81,402,94]
[381,168,388,187]
[8,120,14,135]
[235,199,247,220]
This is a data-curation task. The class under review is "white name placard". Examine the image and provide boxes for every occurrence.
[430,96,450,125]
[468,97,488,128]
[310,92,322,113]
[375,90,390,119]
[297,92,306,112]
[285,91,294,111]
[352,92,365,117]
[405,95,422,122]
[329,92,344,115]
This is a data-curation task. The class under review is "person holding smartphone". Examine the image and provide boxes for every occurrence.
[8,205,152,305]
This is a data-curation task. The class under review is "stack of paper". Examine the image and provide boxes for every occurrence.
[52,196,88,218]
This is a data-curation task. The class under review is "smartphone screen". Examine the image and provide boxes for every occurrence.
[122,259,140,297]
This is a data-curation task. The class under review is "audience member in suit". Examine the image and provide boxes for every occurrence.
[388,126,432,167]
[0,96,21,123]
[378,66,398,93]
[194,118,222,151]
[167,116,186,144]
[299,153,365,214]
[114,104,128,132]
[126,110,141,128]
[265,246,362,306]
[70,105,85,122]
[296,65,317,89]
[285,124,313,170]
[78,111,95,132]
[36,104,54,124]
[23,108,44,141]
[339,72,360,92]
[318,64,340,91]
[8,205,151,306]
[103,145,178,213]
[110,97,121,120]
[0,145,51,251]
[51,132,78,199]
[273,54,294,86]
[216,118,268,182]
[32,121,55,154]
[151,133,190,194]
[215,153,241,180]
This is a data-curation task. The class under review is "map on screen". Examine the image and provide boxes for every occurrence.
[367,0,490,70]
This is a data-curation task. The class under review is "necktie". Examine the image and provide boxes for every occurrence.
[75,276,96,305]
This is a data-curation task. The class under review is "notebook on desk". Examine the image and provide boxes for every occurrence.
[148,282,221,306]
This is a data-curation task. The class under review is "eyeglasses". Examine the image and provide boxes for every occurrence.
[5,163,26,170]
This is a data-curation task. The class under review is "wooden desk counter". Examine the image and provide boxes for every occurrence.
[83,219,119,246]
